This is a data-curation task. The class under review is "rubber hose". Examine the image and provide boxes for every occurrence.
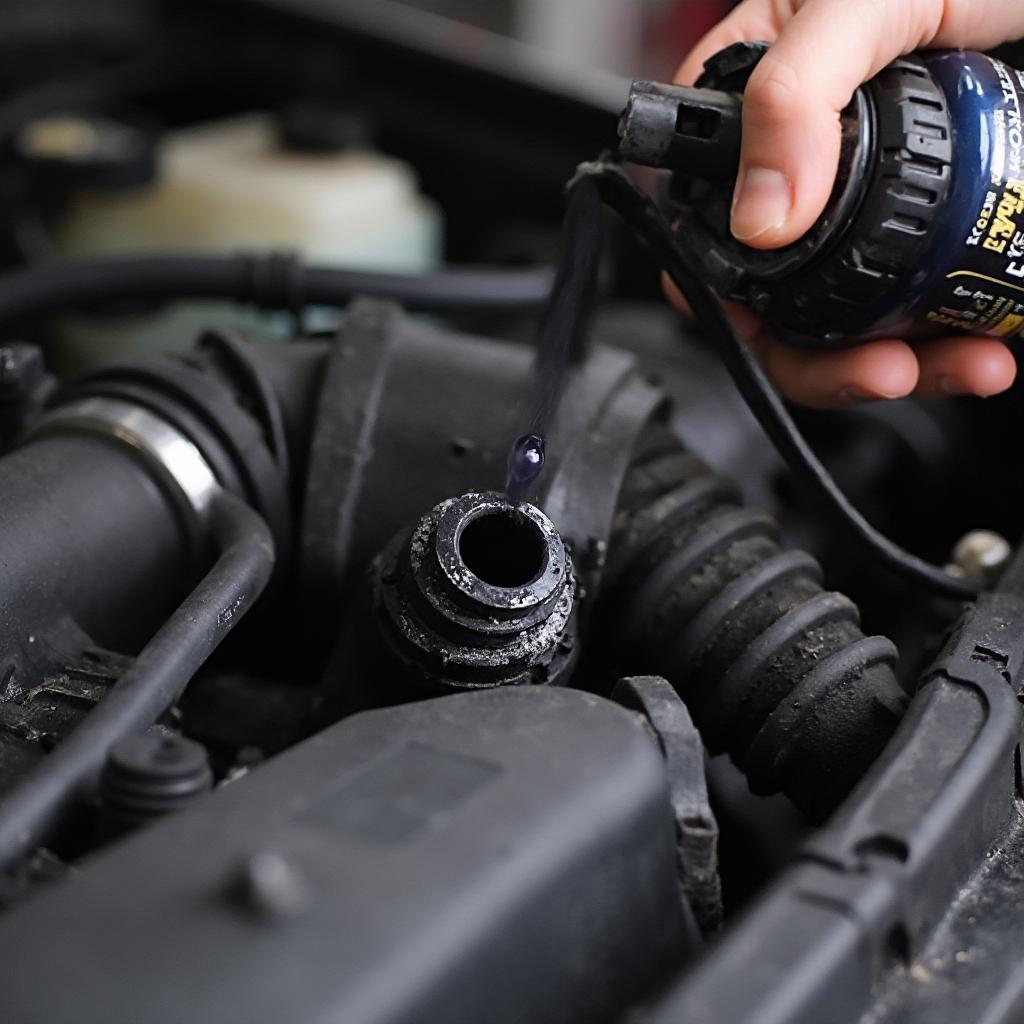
[604,434,908,821]
[0,490,274,870]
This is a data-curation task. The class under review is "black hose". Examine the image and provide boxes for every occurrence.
[0,253,554,323]
[571,159,978,601]
[0,490,274,871]
[604,437,907,820]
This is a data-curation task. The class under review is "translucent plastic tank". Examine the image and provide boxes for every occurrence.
[54,114,443,365]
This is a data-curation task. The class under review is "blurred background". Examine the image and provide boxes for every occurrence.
[0,0,733,88]
[0,0,737,301]
[400,0,733,78]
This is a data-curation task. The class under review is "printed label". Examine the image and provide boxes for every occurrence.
[929,60,1024,338]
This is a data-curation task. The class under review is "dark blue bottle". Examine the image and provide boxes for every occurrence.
[619,44,1024,348]
[898,50,1024,344]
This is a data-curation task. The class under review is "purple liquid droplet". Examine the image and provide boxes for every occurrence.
[505,433,546,506]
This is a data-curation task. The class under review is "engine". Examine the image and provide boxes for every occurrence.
[0,4,1021,1024]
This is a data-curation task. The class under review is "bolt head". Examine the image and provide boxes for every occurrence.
[952,530,1011,587]
[227,851,310,921]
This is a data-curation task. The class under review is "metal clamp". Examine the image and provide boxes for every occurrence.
[25,397,220,532]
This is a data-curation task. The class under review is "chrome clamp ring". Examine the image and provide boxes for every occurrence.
[26,397,221,528]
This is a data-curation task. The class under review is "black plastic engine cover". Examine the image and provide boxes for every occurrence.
[0,687,690,1024]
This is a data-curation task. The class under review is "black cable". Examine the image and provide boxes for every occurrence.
[303,262,554,314]
[571,158,977,600]
[0,253,554,323]
[0,490,274,871]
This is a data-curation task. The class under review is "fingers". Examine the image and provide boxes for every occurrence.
[752,335,919,409]
[674,0,785,86]
[929,3,1024,50]
[665,266,1017,405]
[913,336,1017,397]
[660,270,910,410]
[730,0,943,248]
[664,267,919,408]
[663,0,1024,409]
[752,333,1017,408]
[662,271,762,342]
[674,0,1024,252]
[675,0,952,250]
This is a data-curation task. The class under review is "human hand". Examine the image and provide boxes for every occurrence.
[672,0,1024,408]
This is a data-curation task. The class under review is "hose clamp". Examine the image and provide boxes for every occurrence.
[25,397,220,532]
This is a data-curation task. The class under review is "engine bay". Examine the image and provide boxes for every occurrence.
[0,3,1023,1023]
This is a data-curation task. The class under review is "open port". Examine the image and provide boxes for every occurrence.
[458,510,547,589]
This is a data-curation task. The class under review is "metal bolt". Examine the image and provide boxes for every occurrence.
[227,851,310,921]
[951,530,1012,587]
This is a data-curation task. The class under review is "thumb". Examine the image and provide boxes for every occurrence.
[730,0,934,249]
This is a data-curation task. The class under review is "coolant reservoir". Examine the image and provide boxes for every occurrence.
[52,112,443,365]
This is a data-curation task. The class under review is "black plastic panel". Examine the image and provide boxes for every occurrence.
[0,687,689,1024]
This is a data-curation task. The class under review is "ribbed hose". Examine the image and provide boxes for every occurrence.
[604,434,908,820]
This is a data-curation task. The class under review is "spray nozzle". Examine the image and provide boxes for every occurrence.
[618,81,742,180]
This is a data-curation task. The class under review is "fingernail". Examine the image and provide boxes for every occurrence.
[837,386,874,405]
[838,384,907,405]
[731,167,792,241]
